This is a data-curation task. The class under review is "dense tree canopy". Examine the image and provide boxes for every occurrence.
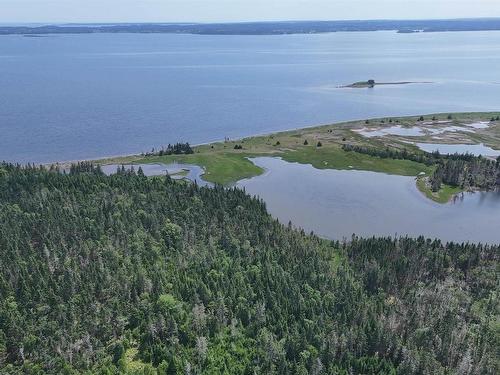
[429,156,500,191]
[0,163,498,374]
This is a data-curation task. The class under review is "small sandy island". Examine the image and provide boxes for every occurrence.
[341,79,432,88]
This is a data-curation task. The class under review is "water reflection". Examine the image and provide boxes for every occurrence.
[356,125,426,137]
[415,142,500,156]
[237,157,500,244]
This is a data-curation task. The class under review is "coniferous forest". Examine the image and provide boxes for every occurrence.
[0,163,498,374]
[429,156,500,192]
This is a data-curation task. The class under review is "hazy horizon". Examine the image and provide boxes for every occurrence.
[2,0,499,24]
[3,18,500,26]
[2,17,500,27]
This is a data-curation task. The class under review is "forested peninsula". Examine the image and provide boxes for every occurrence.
[0,162,498,374]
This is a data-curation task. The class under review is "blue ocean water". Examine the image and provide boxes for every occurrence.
[0,31,499,163]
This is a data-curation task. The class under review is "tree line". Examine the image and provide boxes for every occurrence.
[143,143,194,157]
[343,143,500,192]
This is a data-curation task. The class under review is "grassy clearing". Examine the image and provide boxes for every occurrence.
[416,177,463,204]
[281,145,433,176]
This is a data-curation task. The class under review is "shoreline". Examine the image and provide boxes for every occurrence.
[48,110,500,167]
[2,19,500,36]
[45,116,374,167]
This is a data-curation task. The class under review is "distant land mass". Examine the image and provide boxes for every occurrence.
[1,18,500,35]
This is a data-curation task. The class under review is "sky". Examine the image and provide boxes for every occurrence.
[1,0,500,24]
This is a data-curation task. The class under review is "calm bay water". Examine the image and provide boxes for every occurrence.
[238,158,500,244]
[1,31,500,163]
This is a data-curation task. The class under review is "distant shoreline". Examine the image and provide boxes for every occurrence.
[1,19,500,36]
